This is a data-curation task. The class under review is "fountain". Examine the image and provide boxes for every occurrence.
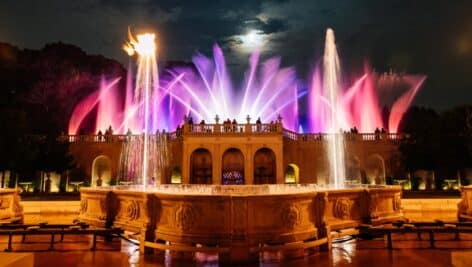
[72,28,413,262]
[68,31,425,136]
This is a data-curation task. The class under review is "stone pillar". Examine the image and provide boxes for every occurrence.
[276,144,284,184]
[246,144,253,185]
[182,145,190,184]
[214,145,222,184]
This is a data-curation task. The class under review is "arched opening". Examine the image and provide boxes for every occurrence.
[170,166,182,184]
[222,148,244,185]
[285,164,300,184]
[190,149,212,184]
[345,155,361,184]
[254,148,276,184]
[365,154,386,185]
[91,155,112,187]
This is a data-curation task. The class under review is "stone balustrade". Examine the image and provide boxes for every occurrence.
[59,129,406,143]
[283,129,407,143]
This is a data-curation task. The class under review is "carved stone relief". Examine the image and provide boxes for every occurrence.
[333,198,353,219]
[126,200,140,220]
[80,199,88,214]
[281,204,301,228]
[175,204,198,230]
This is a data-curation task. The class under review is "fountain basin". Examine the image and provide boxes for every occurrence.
[78,184,403,261]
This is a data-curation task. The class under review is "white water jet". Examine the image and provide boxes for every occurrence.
[324,28,346,187]
[123,32,160,187]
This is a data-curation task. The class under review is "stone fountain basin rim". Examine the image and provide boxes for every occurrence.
[80,184,401,196]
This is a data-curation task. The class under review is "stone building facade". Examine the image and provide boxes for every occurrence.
[66,121,403,186]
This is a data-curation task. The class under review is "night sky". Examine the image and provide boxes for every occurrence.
[0,0,470,110]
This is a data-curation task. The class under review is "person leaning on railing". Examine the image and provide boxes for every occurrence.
[256,117,262,132]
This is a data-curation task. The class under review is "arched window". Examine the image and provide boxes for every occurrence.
[190,149,212,184]
[222,148,244,185]
[365,154,386,185]
[285,164,300,184]
[92,155,112,186]
[254,148,276,184]
[170,166,182,184]
[345,155,361,184]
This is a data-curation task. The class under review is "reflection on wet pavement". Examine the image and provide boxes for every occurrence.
[0,214,468,266]
[1,233,471,266]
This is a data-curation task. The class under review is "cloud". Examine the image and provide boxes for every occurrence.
[0,0,471,109]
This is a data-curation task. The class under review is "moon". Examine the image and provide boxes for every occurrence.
[240,30,265,50]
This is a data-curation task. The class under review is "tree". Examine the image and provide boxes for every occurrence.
[0,108,38,188]
[398,106,440,171]
[437,105,472,182]
[398,105,472,188]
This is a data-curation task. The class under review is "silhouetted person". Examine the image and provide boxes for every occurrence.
[374,127,380,140]
[188,116,194,132]
[176,125,181,136]
[200,120,205,132]
[232,119,237,132]
[97,130,103,141]
[45,175,51,193]
[124,128,131,141]
[256,117,262,132]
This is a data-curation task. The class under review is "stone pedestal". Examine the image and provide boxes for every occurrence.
[0,189,23,223]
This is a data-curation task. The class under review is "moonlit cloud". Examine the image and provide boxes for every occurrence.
[0,0,470,109]
[235,30,267,52]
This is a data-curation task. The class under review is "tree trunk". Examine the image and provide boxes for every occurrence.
[1,170,4,188]
[40,171,44,192]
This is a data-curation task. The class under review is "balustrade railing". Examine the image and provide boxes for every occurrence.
[282,130,407,143]
[185,123,281,135]
[60,131,181,143]
[58,126,406,143]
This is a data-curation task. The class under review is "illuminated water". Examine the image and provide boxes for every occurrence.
[67,28,426,186]
[323,28,346,186]
[68,30,425,135]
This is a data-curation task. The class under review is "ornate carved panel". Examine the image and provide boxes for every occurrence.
[333,198,353,219]
[280,204,301,228]
[126,200,140,221]
[175,204,199,231]
[0,198,10,210]
[80,199,88,214]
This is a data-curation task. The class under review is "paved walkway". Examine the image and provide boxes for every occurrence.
[1,232,471,266]
[0,213,470,266]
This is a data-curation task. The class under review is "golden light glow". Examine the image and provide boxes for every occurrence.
[123,44,135,56]
[123,29,156,57]
[134,33,156,56]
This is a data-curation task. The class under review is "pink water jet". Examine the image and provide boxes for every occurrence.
[68,35,425,135]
